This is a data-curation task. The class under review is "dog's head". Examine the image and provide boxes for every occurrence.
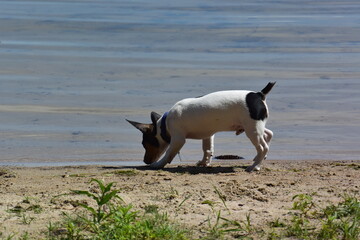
[127,112,168,164]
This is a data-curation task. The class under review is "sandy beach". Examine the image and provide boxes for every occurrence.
[1,160,359,238]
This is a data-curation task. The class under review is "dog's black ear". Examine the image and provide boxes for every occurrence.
[126,119,152,134]
[151,112,161,125]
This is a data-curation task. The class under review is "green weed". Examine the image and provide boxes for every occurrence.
[178,194,191,209]
[7,198,43,216]
[165,186,179,200]
[200,186,254,239]
[284,193,360,240]
[269,218,286,228]
[0,232,16,240]
[213,186,228,211]
[19,232,30,240]
[291,193,317,216]
[71,178,122,224]
[111,169,138,176]
[144,204,159,214]
[48,178,190,240]
[332,162,360,170]
[203,211,253,240]
[318,195,360,239]
[201,200,216,208]
[26,204,43,214]
[4,177,359,240]
[21,214,35,225]
[7,205,25,214]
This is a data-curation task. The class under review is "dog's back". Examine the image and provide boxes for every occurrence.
[166,82,275,140]
[166,90,256,139]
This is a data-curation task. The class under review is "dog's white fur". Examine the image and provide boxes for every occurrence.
[128,83,275,172]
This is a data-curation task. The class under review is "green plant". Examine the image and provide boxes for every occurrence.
[178,194,191,209]
[201,200,216,208]
[318,195,360,239]
[7,200,42,216]
[144,204,159,214]
[200,186,254,239]
[0,231,30,240]
[213,186,228,211]
[203,211,253,240]
[21,214,35,225]
[0,233,16,240]
[7,206,23,215]
[243,213,253,234]
[282,194,360,240]
[19,232,30,240]
[48,178,190,240]
[269,218,286,228]
[286,214,313,238]
[267,230,281,240]
[27,204,43,214]
[286,193,316,238]
[111,169,138,176]
[165,186,179,200]
[205,210,227,239]
[22,196,31,204]
[71,178,122,224]
[292,193,316,216]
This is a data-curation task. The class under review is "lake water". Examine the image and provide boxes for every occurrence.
[1,0,360,166]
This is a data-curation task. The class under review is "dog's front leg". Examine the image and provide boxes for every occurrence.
[197,135,214,167]
[150,136,186,169]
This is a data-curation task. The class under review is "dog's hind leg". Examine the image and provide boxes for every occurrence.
[264,128,273,144]
[263,128,273,160]
[150,136,186,169]
[197,135,214,167]
[245,127,269,172]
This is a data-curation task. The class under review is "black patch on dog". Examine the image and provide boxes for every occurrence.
[142,133,159,147]
[246,92,268,121]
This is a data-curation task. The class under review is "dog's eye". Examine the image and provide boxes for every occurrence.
[148,138,159,147]
[143,134,159,147]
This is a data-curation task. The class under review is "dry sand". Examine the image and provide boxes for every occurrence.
[1,160,359,239]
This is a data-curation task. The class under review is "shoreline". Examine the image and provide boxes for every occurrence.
[1,158,359,168]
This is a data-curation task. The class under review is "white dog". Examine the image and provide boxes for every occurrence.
[127,82,275,172]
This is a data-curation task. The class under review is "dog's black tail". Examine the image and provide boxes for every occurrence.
[260,82,276,97]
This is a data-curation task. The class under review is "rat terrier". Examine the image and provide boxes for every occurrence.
[127,82,275,172]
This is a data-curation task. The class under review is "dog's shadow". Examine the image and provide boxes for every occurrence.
[102,164,248,175]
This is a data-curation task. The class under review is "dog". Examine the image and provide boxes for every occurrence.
[127,82,275,172]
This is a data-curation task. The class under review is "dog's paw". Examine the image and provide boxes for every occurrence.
[149,162,166,170]
[245,166,254,172]
[246,165,261,172]
[196,161,210,167]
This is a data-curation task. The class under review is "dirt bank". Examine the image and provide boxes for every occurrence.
[1,160,359,239]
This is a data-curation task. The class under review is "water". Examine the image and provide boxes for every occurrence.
[1,0,360,166]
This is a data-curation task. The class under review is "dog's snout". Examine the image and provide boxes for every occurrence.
[143,143,161,164]
[143,154,156,164]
